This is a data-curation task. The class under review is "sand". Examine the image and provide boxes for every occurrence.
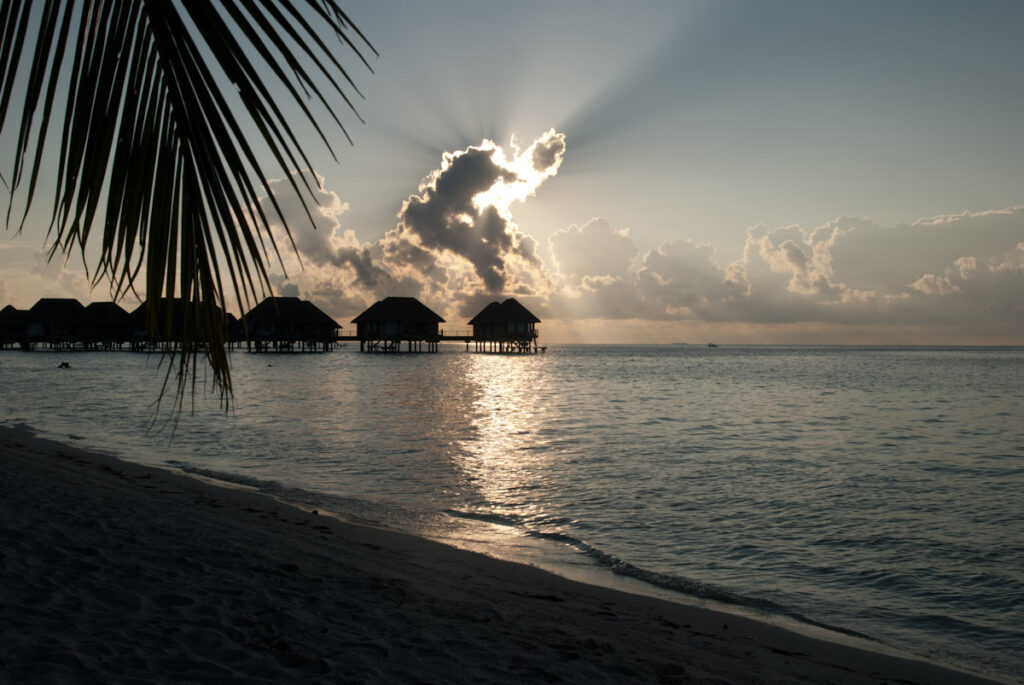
[0,424,999,684]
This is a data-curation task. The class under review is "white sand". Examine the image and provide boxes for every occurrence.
[0,424,999,684]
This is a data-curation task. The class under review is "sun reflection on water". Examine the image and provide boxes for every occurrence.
[454,353,555,521]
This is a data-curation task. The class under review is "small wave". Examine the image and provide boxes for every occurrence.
[444,508,577,530]
[523,528,873,639]
[444,505,875,641]
[444,508,525,527]
[166,460,280,491]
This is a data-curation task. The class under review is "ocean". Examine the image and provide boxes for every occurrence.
[1,344,1021,681]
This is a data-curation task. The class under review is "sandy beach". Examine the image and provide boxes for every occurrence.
[0,424,999,684]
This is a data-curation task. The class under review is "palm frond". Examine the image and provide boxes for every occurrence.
[0,0,375,411]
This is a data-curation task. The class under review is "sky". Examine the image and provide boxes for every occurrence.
[2,0,1023,344]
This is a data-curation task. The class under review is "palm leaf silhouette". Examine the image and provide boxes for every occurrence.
[0,0,375,411]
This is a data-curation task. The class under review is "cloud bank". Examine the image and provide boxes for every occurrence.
[209,134,1024,342]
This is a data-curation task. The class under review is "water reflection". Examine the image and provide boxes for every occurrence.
[455,354,554,520]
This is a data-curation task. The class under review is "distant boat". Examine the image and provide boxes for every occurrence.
[707,343,718,348]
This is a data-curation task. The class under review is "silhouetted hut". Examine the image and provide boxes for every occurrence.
[128,298,230,350]
[0,305,26,349]
[351,296,444,352]
[82,302,131,350]
[241,296,341,352]
[26,298,86,349]
[468,298,541,353]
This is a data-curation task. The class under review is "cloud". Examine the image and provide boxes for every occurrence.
[0,250,98,308]
[823,208,1024,292]
[30,251,93,297]
[909,274,959,295]
[549,218,637,285]
[386,130,564,293]
[274,279,300,298]
[543,208,1024,339]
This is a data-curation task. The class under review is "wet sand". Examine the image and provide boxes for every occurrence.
[0,424,997,683]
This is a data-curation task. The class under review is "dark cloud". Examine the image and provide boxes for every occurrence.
[334,245,392,289]
[380,234,446,284]
[277,281,300,298]
[393,142,541,293]
[308,280,372,322]
[531,132,567,172]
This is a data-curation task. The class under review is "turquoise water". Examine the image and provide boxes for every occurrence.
[1,345,1021,680]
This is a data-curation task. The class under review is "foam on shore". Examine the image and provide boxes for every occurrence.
[0,424,1000,683]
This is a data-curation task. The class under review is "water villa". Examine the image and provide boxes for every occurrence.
[24,298,87,349]
[0,305,27,350]
[241,297,341,352]
[82,302,131,350]
[468,298,542,353]
[350,297,444,352]
[126,299,236,351]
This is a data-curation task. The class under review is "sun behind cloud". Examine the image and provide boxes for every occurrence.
[473,130,566,216]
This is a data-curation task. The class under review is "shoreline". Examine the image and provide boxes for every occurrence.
[0,424,1000,683]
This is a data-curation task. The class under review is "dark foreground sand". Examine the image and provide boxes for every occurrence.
[0,424,998,684]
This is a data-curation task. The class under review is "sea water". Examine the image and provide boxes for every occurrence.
[1,345,1021,680]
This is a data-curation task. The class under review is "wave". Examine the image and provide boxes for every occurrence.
[166,460,278,490]
[444,508,872,641]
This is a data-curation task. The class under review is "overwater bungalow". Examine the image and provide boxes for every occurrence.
[351,296,444,352]
[82,302,131,350]
[25,298,86,349]
[241,296,341,352]
[128,298,231,350]
[468,298,541,353]
[0,305,26,349]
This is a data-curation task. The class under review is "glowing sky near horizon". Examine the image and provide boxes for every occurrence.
[2,0,1023,344]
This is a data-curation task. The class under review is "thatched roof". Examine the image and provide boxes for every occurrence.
[128,298,226,321]
[243,297,340,329]
[0,304,25,323]
[468,298,540,325]
[352,297,444,324]
[127,299,230,339]
[0,305,26,338]
[467,301,501,325]
[129,299,182,328]
[29,297,85,320]
[84,301,130,325]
